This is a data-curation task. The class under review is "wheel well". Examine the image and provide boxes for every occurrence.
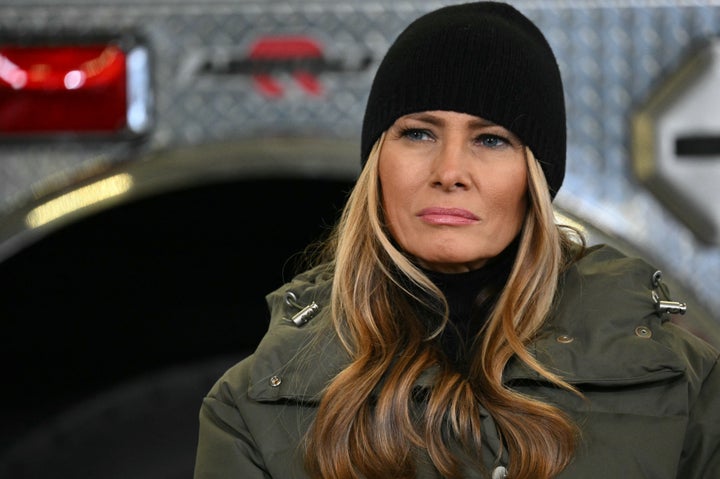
[0,176,353,462]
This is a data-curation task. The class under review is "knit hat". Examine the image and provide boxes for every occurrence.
[360,1,566,198]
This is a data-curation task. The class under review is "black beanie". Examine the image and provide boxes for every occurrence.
[360,1,566,198]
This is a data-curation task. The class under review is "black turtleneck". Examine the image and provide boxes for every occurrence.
[422,238,518,368]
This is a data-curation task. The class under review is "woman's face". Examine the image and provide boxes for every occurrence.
[379,110,528,273]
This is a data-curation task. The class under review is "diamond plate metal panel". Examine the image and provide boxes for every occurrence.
[1,0,720,314]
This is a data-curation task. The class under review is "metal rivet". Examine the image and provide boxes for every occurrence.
[635,326,652,339]
[556,334,574,344]
[269,375,282,387]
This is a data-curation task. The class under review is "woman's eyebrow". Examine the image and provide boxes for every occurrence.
[468,118,500,129]
[401,113,445,126]
[402,113,499,129]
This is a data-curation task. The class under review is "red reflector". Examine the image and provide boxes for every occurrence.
[0,44,141,135]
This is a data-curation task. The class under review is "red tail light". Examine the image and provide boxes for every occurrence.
[0,40,151,136]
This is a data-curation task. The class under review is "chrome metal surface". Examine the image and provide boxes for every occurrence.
[1,0,719,314]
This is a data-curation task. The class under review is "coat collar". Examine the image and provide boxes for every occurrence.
[248,245,687,402]
[504,245,686,385]
[247,263,348,402]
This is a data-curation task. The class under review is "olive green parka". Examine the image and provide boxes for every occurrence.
[193,245,720,478]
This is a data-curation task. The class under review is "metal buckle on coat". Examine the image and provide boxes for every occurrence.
[651,270,687,317]
[284,291,319,326]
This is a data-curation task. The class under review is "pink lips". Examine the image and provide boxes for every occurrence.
[417,207,479,225]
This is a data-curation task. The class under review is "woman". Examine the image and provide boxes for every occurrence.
[193,2,720,478]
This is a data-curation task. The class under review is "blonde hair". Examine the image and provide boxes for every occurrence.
[304,135,584,479]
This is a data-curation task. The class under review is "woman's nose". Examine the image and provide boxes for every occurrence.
[432,142,471,189]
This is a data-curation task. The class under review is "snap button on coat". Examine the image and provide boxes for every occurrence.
[635,326,652,338]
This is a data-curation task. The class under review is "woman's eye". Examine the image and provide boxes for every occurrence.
[477,134,509,148]
[401,128,432,141]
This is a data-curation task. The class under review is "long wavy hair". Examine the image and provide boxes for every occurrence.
[303,134,585,479]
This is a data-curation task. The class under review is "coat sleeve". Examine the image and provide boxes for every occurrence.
[193,361,271,479]
[677,353,720,478]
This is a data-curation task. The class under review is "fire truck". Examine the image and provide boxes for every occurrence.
[1,1,719,477]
